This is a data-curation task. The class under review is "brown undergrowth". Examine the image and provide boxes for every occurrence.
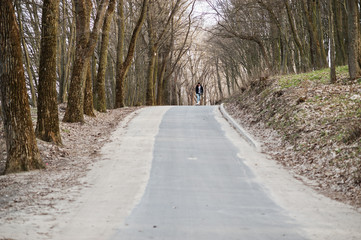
[225,66,361,208]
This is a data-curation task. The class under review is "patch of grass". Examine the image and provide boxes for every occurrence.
[62,128,70,134]
[277,65,349,89]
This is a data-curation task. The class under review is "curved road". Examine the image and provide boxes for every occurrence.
[53,106,361,240]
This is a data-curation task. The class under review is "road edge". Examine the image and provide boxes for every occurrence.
[219,103,261,151]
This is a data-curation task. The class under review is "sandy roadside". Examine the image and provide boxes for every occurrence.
[0,106,170,240]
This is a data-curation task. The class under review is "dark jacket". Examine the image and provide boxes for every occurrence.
[195,85,203,94]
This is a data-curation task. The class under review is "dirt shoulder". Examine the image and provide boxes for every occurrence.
[224,70,361,209]
[0,107,139,239]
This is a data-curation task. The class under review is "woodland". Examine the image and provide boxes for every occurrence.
[0,0,361,208]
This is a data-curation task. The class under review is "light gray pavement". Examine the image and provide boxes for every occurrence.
[47,105,361,240]
[111,106,307,239]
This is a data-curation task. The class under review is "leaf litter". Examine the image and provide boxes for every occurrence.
[0,106,139,228]
[225,75,361,209]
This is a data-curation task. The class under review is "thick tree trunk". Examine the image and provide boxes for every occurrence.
[333,0,347,66]
[63,0,109,122]
[95,0,116,112]
[346,0,361,80]
[36,0,62,145]
[0,0,44,174]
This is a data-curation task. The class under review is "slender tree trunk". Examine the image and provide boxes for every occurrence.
[225,67,231,95]
[153,52,159,103]
[114,0,125,108]
[156,53,168,105]
[61,11,76,103]
[0,0,44,174]
[284,0,308,70]
[36,0,62,145]
[15,0,37,107]
[329,0,336,83]
[83,59,95,116]
[115,0,148,108]
[105,54,114,108]
[302,0,327,69]
[59,0,67,103]
[95,0,116,112]
[216,58,223,99]
[146,45,157,106]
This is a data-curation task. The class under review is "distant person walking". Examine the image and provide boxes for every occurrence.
[195,82,203,105]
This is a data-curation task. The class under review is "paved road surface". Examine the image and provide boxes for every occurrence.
[111,106,306,239]
[51,106,361,240]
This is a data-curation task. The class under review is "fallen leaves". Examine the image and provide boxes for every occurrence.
[0,107,139,221]
[225,77,361,208]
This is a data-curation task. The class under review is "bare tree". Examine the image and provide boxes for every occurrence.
[346,0,361,80]
[0,0,44,174]
[36,0,62,145]
[94,0,116,112]
[145,0,184,106]
[63,0,109,122]
[114,0,149,108]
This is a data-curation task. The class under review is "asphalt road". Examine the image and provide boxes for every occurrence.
[110,106,306,240]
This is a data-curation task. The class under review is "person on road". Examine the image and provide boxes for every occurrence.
[195,82,203,105]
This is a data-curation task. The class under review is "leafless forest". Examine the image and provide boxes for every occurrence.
[1,0,361,174]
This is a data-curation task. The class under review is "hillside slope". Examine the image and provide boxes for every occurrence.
[225,66,361,208]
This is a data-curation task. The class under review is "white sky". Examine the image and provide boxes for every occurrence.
[193,0,217,27]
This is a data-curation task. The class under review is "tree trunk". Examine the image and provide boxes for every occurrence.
[302,0,327,69]
[106,54,115,108]
[83,59,95,116]
[0,0,44,174]
[15,0,38,107]
[63,0,109,122]
[333,0,347,66]
[59,0,67,103]
[146,46,157,106]
[216,58,224,99]
[114,0,125,108]
[60,10,76,103]
[156,54,168,105]
[329,0,336,83]
[284,0,308,70]
[95,0,116,112]
[346,0,361,79]
[115,0,148,108]
[36,0,62,145]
